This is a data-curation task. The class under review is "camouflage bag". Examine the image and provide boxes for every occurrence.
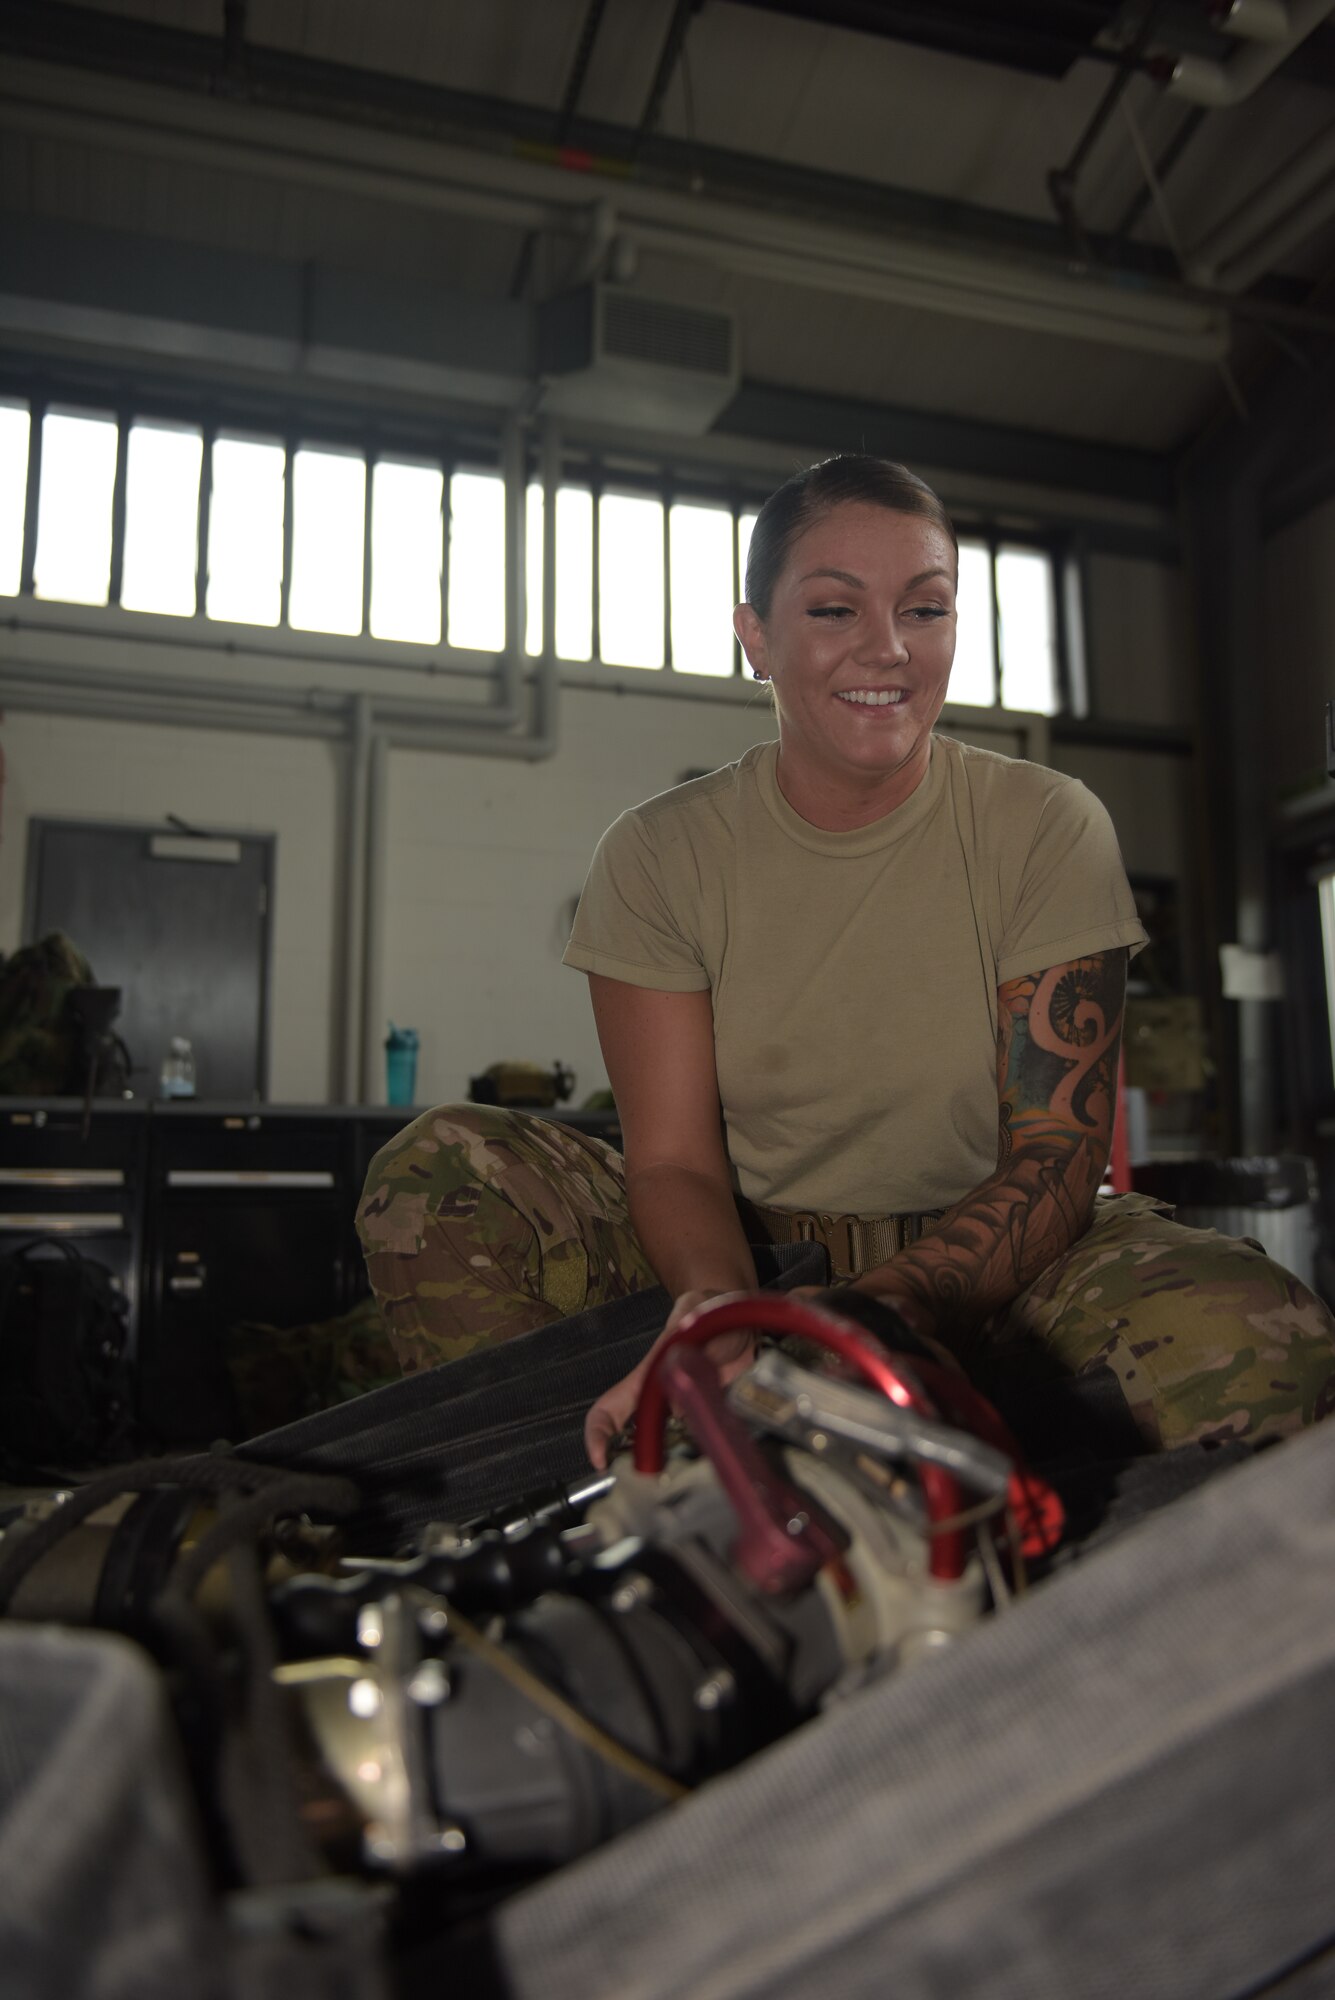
[0,933,96,1096]
[225,1293,404,1440]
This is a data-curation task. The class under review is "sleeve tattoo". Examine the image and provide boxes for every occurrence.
[855,949,1128,1341]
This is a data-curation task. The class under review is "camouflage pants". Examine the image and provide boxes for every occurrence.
[358,1105,658,1377]
[357,1107,1335,1451]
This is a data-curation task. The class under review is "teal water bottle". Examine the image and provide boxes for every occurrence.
[384,1023,420,1107]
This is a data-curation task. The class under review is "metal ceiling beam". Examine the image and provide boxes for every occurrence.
[635,0,702,151]
[557,0,609,143]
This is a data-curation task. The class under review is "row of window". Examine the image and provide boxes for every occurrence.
[0,400,1061,710]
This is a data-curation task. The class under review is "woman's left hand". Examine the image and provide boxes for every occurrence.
[584,1289,757,1469]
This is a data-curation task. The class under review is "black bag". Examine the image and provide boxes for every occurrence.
[0,1238,135,1474]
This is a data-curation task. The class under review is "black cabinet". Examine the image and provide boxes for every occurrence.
[0,1101,147,1353]
[0,1099,625,1450]
[143,1106,351,1444]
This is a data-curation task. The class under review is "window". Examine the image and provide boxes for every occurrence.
[289,447,366,637]
[951,539,995,707]
[207,435,286,627]
[599,492,664,670]
[120,422,203,616]
[996,544,1059,714]
[526,482,594,661]
[670,502,734,678]
[370,460,443,645]
[946,536,1062,716]
[447,470,506,653]
[0,391,1068,712]
[1319,867,1335,1086]
[33,410,118,606]
[737,511,757,602]
[0,402,31,597]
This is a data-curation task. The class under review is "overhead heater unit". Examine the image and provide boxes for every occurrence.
[536,284,739,435]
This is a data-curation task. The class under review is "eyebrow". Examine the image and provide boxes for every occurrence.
[798,566,955,589]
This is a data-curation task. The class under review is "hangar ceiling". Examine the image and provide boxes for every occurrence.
[1,0,1334,461]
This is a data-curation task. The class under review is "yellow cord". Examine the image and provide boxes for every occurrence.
[442,1600,690,1805]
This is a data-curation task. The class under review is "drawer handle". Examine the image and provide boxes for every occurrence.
[166,1171,336,1189]
[0,1169,126,1188]
[0,1212,125,1233]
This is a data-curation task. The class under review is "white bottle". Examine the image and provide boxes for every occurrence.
[160,1036,197,1099]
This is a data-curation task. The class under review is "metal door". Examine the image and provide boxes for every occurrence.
[24,821,273,1100]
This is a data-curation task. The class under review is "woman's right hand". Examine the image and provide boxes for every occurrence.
[583,1288,758,1469]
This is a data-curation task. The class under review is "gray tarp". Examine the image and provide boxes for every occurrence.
[497,1420,1335,2000]
[0,1625,221,2000]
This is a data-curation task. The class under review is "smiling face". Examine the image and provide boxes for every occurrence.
[734,501,958,827]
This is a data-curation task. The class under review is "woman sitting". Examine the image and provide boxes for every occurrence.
[358,454,1335,1466]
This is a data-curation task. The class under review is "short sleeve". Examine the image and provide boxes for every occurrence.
[562,810,711,992]
[996,780,1149,984]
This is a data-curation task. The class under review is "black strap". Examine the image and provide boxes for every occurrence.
[238,1243,829,1544]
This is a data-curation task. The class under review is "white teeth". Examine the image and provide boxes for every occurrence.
[835,689,905,706]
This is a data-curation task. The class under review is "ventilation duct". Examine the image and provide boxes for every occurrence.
[537,285,739,435]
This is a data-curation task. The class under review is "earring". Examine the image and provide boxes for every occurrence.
[753,671,769,683]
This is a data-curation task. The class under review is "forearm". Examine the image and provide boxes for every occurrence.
[625,1162,758,1300]
[849,1135,1105,1342]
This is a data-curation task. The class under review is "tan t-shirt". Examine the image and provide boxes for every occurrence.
[563,736,1147,1216]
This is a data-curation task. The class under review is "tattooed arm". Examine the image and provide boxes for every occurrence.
[848,949,1127,1344]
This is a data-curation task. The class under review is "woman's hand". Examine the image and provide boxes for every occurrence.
[583,1289,758,1469]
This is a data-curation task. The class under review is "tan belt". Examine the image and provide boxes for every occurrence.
[736,1198,944,1283]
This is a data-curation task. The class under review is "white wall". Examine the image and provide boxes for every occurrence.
[379,685,777,1107]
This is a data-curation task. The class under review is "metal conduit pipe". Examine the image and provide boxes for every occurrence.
[340,693,372,1103]
[370,416,559,758]
[360,729,391,1106]
[540,419,559,749]
[0,651,348,715]
[0,630,562,743]
[500,412,526,713]
[378,683,557,758]
[354,420,564,1099]
[0,641,543,733]
[1166,0,1335,103]
[7,608,535,720]
[1186,121,1335,282]
[0,678,345,738]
